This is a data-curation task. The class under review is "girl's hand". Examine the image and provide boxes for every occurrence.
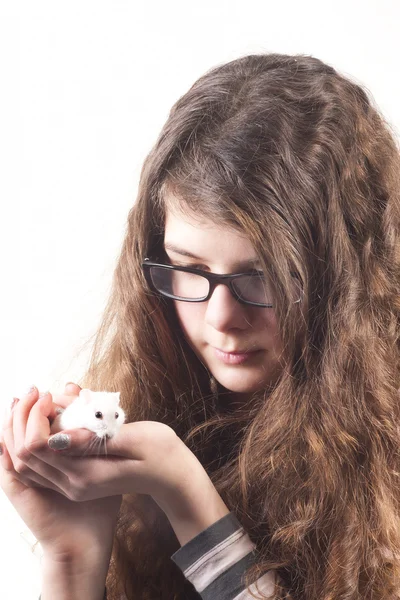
[1,382,208,506]
[0,385,122,558]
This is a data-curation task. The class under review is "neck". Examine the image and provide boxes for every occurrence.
[216,389,254,414]
[215,385,276,415]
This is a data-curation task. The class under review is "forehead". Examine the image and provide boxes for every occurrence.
[164,205,258,263]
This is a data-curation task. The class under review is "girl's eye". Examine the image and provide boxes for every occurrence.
[171,262,208,271]
[164,254,208,271]
[95,411,103,419]
[187,264,208,271]
[249,269,265,276]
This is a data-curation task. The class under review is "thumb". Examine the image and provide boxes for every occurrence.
[47,427,96,454]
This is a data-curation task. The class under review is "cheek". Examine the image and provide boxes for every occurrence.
[254,308,283,349]
[174,301,205,343]
[253,307,280,331]
[265,311,284,352]
[265,309,280,331]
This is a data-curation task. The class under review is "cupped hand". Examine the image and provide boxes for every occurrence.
[1,382,205,507]
[0,384,122,557]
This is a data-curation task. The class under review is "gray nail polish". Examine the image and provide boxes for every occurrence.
[48,433,71,450]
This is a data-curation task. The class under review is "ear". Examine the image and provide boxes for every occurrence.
[111,392,121,405]
[78,388,93,403]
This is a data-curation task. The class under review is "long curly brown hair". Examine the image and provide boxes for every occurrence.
[76,53,400,599]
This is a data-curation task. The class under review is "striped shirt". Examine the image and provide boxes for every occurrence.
[171,512,276,599]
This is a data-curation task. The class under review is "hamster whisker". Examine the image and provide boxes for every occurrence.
[94,436,104,458]
[92,436,102,458]
[102,436,108,457]
[92,434,109,458]
[80,434,101,457]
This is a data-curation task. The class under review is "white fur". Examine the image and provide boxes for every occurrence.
[50,389,125,439]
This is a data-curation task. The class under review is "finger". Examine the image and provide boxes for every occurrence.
[45,424,133,465]
[1,465,61,493]
[47,428,101,455]
[25,393,54,449]
[23,395,71,484]
[48,403,65,424]
[52,424,136,457]
[23,397,111,465]
[7,395,66,425]
[25,425,128,501]
[1,456,61,493]
[0,431,14,473]
[12,386,40,459]
[13,389,74,445]
[4,403,92,499]
[12,390,62,467]
[0,423,63,494]
[0,456,48,496]
[47,387,81,413]
[2,399,16,433]
[65,382,82,396]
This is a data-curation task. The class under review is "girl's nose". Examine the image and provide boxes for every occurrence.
[205,284,250,331]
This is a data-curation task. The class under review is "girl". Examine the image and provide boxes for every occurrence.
[1,52,400,600]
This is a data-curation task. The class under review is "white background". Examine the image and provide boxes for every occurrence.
[1,1,399,598]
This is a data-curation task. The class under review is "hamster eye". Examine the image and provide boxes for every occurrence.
[115,412,119,419]
[95,411,103,419]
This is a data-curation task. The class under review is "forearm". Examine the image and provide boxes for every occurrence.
[154,453,230,547]
[40,549,111,600]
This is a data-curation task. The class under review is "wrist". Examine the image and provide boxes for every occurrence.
[154,450,230,547]
[40,529,113,566]
[41,547,111,600]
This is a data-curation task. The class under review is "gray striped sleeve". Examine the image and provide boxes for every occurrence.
[171,512,276,599]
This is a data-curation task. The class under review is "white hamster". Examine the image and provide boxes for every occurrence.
[50,388,126,439]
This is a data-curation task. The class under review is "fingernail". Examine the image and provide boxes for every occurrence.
[25,386,36,395]
[65,382,75,387]
[48,433,71,450]
[0,443,3,456]
[11,397,19,412]
[38,391,50,400]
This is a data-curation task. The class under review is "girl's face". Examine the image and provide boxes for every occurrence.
[164,205,285,397]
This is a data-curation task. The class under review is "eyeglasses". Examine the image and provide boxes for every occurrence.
[142,259,303,308]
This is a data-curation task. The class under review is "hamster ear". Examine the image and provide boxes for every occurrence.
[78,388,93,403]
[111,392,121,404]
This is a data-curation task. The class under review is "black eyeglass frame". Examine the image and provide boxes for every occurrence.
[142,258,303,308]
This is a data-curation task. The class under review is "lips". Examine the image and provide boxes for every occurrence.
[215,346,259,354]
[213,347,261,365]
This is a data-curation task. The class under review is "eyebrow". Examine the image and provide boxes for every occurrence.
[164,242,262,268]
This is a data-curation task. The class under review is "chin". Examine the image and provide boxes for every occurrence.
[208,359,284,395]
[211,370,270,395]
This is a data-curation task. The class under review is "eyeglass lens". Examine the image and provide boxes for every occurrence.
[149,266,274,305]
